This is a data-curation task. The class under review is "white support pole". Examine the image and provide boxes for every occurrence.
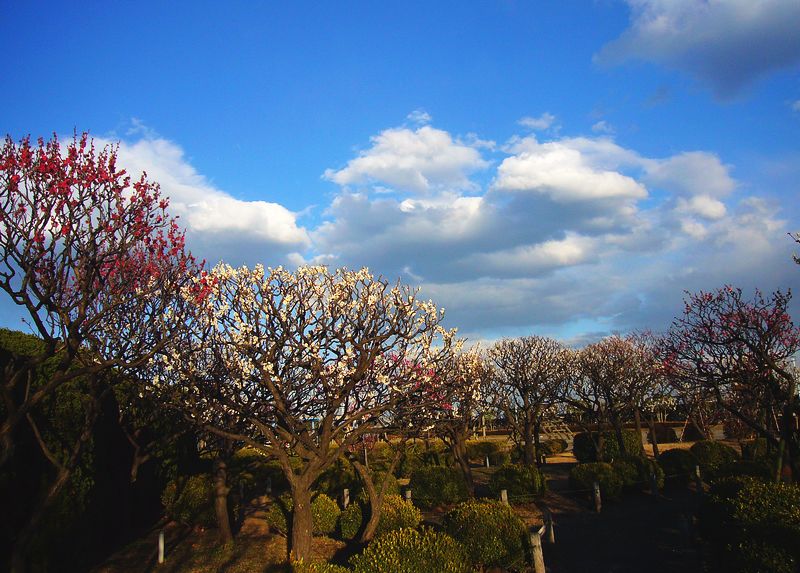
[158,530,165,565]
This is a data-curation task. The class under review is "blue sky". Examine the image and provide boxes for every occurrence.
[1,1,799,344]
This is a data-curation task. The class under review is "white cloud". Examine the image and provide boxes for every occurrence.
[591,120,615,134]
[407,109,432,124]
[596,0,800,97]
[98,135,310,266]
[675,195,727,220]
[493,136,647,202]
[792,100,800,112]
[518,113,557,131]
[644,151,736,197]
[323,125,489,193]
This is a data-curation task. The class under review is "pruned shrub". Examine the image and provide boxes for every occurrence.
[442,500,528,570]
[338,494,421,540]
[315,459,359,497]
[466,440,502,462]
[161,474,215,527]
[614,455,664,491]
[569,462,623,501]
[647,424,678,444]
[658,448,698,487]
[266,492,341,536]
[408,466,469,509]
[540,438,568,456]
[487,463,545,501]
[350,527,471,573]
[699,477,800,573]
[230,452,289,496]
[690,440,740,479]
[572,430,643,463]
[741,438,769,461]
[713,460,773,481]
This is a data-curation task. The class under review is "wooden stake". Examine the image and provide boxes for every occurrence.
[530,530,545,573]
[158,530,165,565]
[500,489,509,505]
[593,481,602,512]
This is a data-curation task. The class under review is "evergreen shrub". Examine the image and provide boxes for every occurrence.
[442,500,528,570]
[350,527,471,573]
[572,430,643,462]
[487,463,545,501]
[569,462,623,501]
[408,466,468,509]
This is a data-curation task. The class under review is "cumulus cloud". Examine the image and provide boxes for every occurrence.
[493,136,647,202]
[323,125,489,194]
[407,109,432,124]
[519,113,557,131]
[97,134,310,266]
[596,0,800,98]
[318,118,797,340]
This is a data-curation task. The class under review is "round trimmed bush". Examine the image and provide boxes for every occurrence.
[614,455,665,491]
[487,463,545,501]
[572,430,643,463]
[540,439,568,456]
[408,466,469,509]
[266,492,342,535]
[569,462,623,501]
[714,460,773,481]
[338,494,421,540]
[741,438,769,461]
[611,459,639,490]
[658,448,698,487]
[466,440,502,462]
[161,474,215,527]
[350,527,471,573]
[648,424,678,444]
[690,440,740,479]
[442,500,528,570]
[315,459,359,497]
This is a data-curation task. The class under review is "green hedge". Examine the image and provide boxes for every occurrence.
[442,500,528,570]
[540,439,568,456]
[161,474,216,527]
[658,448,698,487]
[699,477,800,573]
[569,462,623,501]
[350,527,471,573]
[648,424,678,444]
[266,492,341,536]
[408,466,469,509]
[292,560,350,573]
[487,463,545,501]
[337,494,421,540]
[690,440,740,480]
[613,455,664,491]
[572,430,643,463]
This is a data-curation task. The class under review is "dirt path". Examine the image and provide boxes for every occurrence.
[537,462,703,573]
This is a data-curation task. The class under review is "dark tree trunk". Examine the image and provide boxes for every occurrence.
[289,479,313,563]
[352,450,401,543]
[522,417,536,465]
[213,457,233,545]
[633,408,644,453]
[533,420,542,465]
[451,436,474,496]
[646,415,661,459]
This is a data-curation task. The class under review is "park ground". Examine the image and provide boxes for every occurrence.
[91,441,710,573]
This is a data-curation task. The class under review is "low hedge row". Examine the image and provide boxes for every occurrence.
[408,466,469,509]
[349,527,471,573]
[487,463,545,501]
[572,430,643,463]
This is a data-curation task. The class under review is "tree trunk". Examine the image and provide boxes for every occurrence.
[451,436,475,496]
[213,457,233,545]
[533,420,542,465]
[611,414,626,457]
[522,418,536,465]
[647,415,661,459]
[289,481,313,562]
[353,449,402,543]
[633,408,644,453]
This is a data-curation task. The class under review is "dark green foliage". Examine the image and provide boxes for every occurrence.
[648,424,678,444]
[350,527,471,573]
[572,430,644,463]
[690,440,740,479]
[230,449,289,495]
[161,474,216,527]
[741,438,769,461]
[569,462,623,501]
[442,500,528,570]
[540,439,568,456]
[408,466,469,509]
[337,502,364,541]
[699,477,800,573]
[266,492,342,536]
[337,494,421,541]
[397,441,451,477]
[465,440,502,462]
[614,455,665,491]
[713,460,774,481]
[658,448,698,487]
[315,458,359,497]
[487,463,545,501]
